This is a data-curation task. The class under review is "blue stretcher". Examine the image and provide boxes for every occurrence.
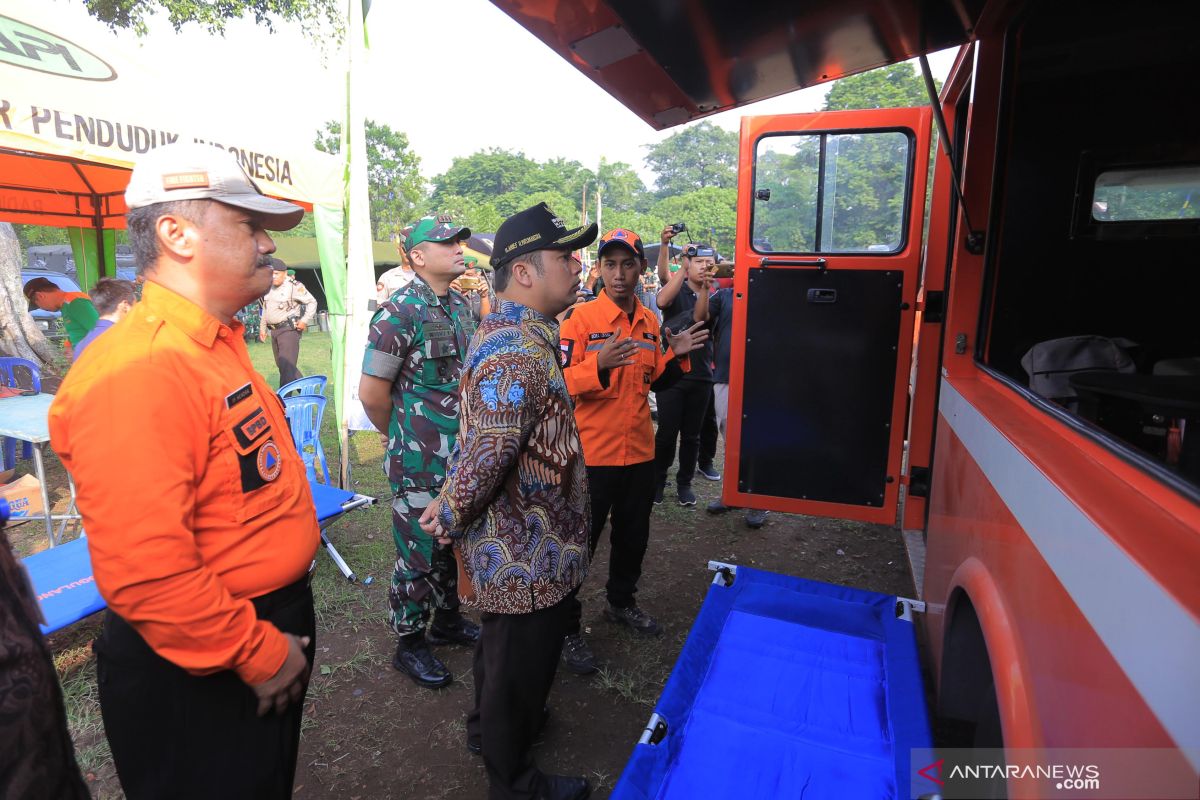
[612,563,932,800]
[309,481,375,582]
[22,482,374,635]
[21,535,105,635]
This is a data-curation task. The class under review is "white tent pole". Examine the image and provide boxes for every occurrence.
[340,0,374,486]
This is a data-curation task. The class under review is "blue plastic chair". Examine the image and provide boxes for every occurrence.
[283,394,331,485]
[278,375,327,400]
[1,357,41,468]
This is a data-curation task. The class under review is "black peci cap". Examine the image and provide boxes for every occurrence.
[491,202,598,269]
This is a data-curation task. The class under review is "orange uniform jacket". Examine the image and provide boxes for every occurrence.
[559,290,689,466]
[49,282,319,685]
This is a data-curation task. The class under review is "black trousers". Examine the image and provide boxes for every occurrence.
[95,579,316,800]
[566,461,654,635]
[270,327,303,386]
[699,386,718,468]
[467,592,574,800]
[654,378,713,488]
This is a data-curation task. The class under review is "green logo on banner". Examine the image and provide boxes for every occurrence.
[0,15,117,81]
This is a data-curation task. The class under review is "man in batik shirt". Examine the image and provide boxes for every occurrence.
[421,202,596,800]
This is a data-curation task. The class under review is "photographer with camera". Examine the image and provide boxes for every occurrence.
[258,258,316,385]
[653,226,718,506]
[451,255,496,322]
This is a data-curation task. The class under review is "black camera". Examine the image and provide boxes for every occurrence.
[670,222,687,234]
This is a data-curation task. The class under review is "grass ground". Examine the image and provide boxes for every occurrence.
[9,330,916,799]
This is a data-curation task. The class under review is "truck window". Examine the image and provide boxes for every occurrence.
[752,130,912,254]
[978,1,1200,495]
[1092,165,1200,222]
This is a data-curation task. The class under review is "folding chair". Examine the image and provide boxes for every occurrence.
[278,375,327,399]
[1,357,41,468]
[282,394,331,485]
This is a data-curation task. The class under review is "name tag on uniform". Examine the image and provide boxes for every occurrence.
[225,383,253,408]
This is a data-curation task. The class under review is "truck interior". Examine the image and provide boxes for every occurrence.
[978,1,1200,494]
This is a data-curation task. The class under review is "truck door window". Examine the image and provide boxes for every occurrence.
[752,130,913,254]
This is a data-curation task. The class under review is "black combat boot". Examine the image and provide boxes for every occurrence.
[427,612,481,646]
[392,633,452,689]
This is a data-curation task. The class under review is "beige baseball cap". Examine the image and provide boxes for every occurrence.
[124,142,305,231]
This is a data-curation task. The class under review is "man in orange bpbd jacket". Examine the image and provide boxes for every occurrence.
[557,228,709,674]
[49,143,319,800]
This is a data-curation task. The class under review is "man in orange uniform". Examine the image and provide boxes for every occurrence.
[49,143,319,800]
[557,228,708,673]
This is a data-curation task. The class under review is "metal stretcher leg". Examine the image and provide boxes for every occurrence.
[320,530,356,582]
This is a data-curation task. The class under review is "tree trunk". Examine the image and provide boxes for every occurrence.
[0,223,59,367]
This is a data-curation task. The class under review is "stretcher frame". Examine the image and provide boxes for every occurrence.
[616,561,933,800]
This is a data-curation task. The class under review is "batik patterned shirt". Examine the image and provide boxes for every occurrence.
[438,300,590,614]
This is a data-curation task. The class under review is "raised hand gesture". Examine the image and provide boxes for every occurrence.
[666,321,710,355]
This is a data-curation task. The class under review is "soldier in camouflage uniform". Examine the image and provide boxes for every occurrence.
[358,215,480,688]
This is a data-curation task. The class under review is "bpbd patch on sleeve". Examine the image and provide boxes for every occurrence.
[235,410,271,447]
[559,339,574,367]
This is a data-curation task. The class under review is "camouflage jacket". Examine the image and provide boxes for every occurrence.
[362,276,477,493]
[438,300,590,614]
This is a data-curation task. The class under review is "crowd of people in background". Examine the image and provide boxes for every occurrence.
[10,140,770,800]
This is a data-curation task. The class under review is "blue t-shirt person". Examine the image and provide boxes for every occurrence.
[72,319,114,362]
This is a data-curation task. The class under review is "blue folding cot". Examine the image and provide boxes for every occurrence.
[612,563,932,800]
[23,481,374,634]
[21,535,104,635]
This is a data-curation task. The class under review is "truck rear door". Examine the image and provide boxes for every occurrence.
[725,107,932,525]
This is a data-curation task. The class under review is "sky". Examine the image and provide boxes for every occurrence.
[44,0,958,188]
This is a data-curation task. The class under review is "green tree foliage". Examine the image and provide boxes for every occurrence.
[824,63,935,111]
[643,121,738,195]
[315,120,425,240]
[650,187,738,257]
[82,0,342,37]
[11,225,76,251]
[435,195,505,235]
[519,157,593,204]
[599,209,659,242]
[428,150,653,233]
[596,159,648,214]
[430,149,540,206]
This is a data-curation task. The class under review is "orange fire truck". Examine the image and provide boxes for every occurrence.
[494,0,1199,788]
